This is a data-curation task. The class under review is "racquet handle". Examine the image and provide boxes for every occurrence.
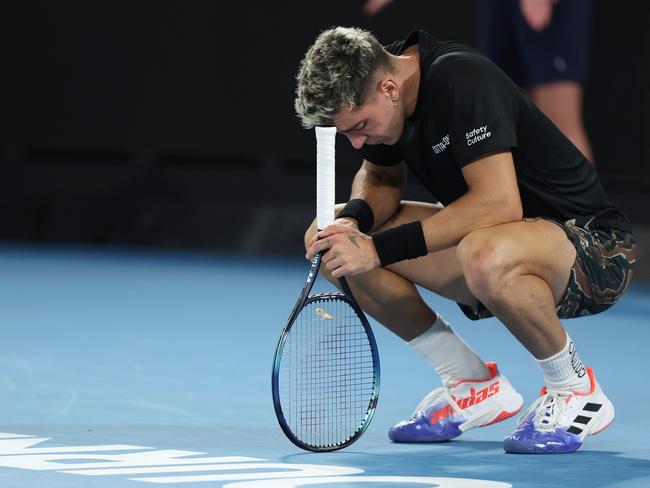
[315,126,336,231]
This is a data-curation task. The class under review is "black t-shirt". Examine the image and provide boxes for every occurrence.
[362,30,630,231]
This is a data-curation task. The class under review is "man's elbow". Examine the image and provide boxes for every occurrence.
[490,193,522,224]
[504,197,523,222]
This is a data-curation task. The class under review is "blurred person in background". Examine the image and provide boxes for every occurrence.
[363,0,595,163]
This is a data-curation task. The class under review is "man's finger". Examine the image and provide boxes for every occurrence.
[321,246,337,264]
[320,238,332,253]
[306,240,322,260]
[325,255,344,271]
[331,264,347,279]
[318,224,350,239]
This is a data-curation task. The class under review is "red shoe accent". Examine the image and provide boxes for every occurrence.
[592,418,614,435]
[449,362,499,388]
[482,404,523,427]
[573,368,597,396]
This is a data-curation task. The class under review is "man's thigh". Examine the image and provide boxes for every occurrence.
[457,218,577,306]
[370,204,578,312]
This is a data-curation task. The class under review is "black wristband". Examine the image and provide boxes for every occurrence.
[336,198,375,233]
[371,221,428,267]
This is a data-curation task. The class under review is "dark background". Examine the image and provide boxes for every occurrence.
[1,1,648,259]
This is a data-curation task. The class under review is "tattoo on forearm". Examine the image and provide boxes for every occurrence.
[347,233,360,248]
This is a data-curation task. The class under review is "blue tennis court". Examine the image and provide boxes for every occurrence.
[2,244,649,488]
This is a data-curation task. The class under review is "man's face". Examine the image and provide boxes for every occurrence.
[334,85,404,149]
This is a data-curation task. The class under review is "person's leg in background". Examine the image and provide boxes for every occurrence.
[520,0,595,163]
[478,0,595,163]
[528,81,593,162]
[477,0,527,88]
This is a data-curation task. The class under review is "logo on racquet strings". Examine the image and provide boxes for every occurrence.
[315,308,333,320]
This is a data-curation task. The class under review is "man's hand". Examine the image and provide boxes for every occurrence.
[306,217,358,251]
[519,0,557,32]
[306,224,380,278]
[362,0,395,16]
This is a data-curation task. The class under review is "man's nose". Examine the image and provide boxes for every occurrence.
[348,134,367,149]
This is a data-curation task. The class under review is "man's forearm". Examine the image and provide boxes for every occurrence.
[369,152,523,267]
[347,161,404,231]
[420,188,522,253]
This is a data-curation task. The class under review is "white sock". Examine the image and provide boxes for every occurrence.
[408,315,490,385]
[536,332,591,393]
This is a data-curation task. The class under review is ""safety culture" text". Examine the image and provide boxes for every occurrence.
[466,125,492,145]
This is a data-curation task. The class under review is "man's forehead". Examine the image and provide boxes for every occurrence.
[334,105,363,132]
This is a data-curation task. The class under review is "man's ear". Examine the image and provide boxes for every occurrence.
[379,77,399,101]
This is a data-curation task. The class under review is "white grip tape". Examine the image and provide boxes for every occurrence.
[315,126,336,231]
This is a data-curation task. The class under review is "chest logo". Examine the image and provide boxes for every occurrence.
[432,134,450,154]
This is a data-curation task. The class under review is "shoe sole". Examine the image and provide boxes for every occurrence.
[503,440,582,454]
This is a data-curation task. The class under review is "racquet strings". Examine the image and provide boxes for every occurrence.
[278,296,376,448]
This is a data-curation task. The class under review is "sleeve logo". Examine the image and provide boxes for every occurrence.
[466,125,492,145]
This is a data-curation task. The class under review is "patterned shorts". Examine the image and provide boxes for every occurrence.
[458,217,637,321]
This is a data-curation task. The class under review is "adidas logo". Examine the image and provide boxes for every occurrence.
[428,381,500,424]
[429,404,455,424]
[567,402,602,435]
[452,381,500,410]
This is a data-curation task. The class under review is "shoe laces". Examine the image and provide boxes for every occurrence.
[411,386,450,417]
[523,391,571,430]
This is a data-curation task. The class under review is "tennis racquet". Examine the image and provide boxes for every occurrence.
[271,126,381,452]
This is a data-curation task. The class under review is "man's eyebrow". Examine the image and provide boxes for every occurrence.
[339,122,362,134]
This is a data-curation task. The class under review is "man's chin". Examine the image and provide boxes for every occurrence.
[367,137,397,146]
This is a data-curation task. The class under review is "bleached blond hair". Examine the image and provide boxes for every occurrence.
[294,26,391,129]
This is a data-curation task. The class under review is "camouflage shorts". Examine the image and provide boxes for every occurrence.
[458,217,637,321]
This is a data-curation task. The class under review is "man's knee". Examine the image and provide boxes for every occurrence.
[456,230,520,297]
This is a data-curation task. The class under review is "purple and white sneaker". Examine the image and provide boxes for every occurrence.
[503,367,615,454]
[389,362,523,442]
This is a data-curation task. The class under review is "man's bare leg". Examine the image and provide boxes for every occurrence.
[305,201,491,384]
[456,218,576,359]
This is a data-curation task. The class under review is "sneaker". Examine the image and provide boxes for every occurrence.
[388,362,524,442]
[503,367,615,454]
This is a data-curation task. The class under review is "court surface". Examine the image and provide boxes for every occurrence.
[2,244,649,488]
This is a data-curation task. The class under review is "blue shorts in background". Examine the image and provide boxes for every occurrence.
[477,0,593,88]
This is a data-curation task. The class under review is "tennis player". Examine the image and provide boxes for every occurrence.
[297,27,635,454]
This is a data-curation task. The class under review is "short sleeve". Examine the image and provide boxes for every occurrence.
[430,53,518,167]
[360,143,404,166]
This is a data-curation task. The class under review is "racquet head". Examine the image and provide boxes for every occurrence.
[272,283,380,451]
